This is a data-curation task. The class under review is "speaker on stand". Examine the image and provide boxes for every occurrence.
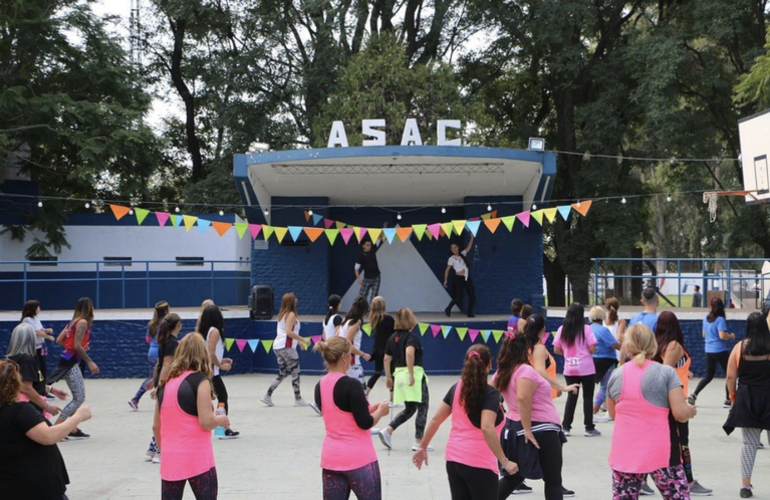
[250,285,274,320]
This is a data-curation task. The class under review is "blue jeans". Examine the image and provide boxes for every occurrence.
[133,356,158,403]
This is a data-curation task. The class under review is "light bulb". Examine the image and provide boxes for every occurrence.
[397,213,402,220]
[621,198,627,204]
[532,204,537,211]
[487,204,492,212]
[37,201,43,208]
[175,207,180,213]
[441,207,446,214]
[129,209,134,215]
[666,195,672,202]
[308,209,313,216]
[85,202,90,209]
[264,209,269,216]
[219,210,224,216]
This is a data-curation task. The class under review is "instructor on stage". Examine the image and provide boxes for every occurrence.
[355,223,387,303]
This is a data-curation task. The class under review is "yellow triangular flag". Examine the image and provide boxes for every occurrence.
[412,224,427,240]
[441,222,454,237]
[368,228,383,242]
[531,210,544,226]
[263,225,274,240]
[452,220,467,235]
[183,215,198,232]
[352,227,364,243]
[335,221,346,229]
[543,208,557,223]
[274,227,288,243]
[501,216,515,231]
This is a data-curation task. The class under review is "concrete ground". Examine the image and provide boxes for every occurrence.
[54,374,766,499]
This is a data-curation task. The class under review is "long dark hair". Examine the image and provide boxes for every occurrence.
[654,311,688,362]
[510,298,524,316]
[344,296,368,325]
[744,312,770,356]
[460,345,492,417]
[324,294,341,324]
[21,300,40,320]
[524,314,546,347]
[560,303,585,347]
[149,300,170,338]
[157,313,182,346]
[450,242,470,268]
[707,297,725,323]
[494,331,530,393]
[198,305,225,338]
[71,297,94,328]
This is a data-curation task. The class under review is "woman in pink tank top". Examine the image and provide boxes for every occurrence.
[313,336,389,500]
[153,334,229,500]
[606,324,696,499]
[413,345,516,499]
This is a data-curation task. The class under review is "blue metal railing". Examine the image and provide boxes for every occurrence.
[0,260,252,309]
[592,257,769,308]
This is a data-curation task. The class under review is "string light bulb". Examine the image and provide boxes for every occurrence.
[487,203,492,212]
[397,213,402,220]
[37,201,43,208]
[621,197,627,204]
[441,207,446,214]
[532,204,537,211]
[175,207,180,213]
[129,209,134,215]
[308,209,313,216]
[666,195,672,202]
[219,210,224,216]
[84,202,90,209]
[264,208,269,216]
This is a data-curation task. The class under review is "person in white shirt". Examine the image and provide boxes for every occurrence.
[443,233,476,318]
[322,295,343,341]
[20,300,55,384]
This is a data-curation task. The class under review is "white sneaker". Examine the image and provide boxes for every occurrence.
[370,428,380,435]
[144,451,155,462]
[389,402,403,409]
[411,443,434,452]
[593,412,609,423]
[152,453,161,464]
[294,398,310,407]
[260,395,274,407]
[378,429,392,450]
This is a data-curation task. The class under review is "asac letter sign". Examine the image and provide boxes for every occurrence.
[327,119,462,148]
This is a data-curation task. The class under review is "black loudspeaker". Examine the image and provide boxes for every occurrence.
[250,285,274,320]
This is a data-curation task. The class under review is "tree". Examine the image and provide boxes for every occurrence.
[736,26,770,108]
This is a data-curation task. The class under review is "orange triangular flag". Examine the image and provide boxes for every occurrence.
[396,227,413,242]
[303,227,324,243]
[304,211,311,222]
[484,218,502,234]
[211,221,232,237]
[571,200,593,216]
[110,204,131,221]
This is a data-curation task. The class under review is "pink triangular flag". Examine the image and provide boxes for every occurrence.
[340,228,354,245]
[235,339,248,352]
[323,218,335,229]
[358,227,368,241]
[155,211,170,227]
[427,223,441,239]
[430,324,441,337]
[311,335,323,343]
[516,210,531,228]
[469,329,480,342]
[249,224,262,239]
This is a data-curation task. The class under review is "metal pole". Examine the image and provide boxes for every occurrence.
[210,261,215,303]
[23,262,28,304]
[121,262,126,309]
[594,259,599,305]
[146,261,150,307]
[727,259,732,307]
[96,262,100,309]
[677,260,681,308]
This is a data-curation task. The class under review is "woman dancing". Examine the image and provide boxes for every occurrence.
[689,297,734,407]
[339,297,372,388]
[366,296,395,396]
[322,295,343,341]
[199,305,239,438]
[21,300,55,385]
[444,233,476,318]
[129,300,169,411]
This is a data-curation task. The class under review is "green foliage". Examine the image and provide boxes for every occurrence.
[736,27,770,108]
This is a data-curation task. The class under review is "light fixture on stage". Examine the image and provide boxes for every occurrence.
[528,137,545,151]
[37,201,43,207]
[621,197,627,204]
[175,207,180,213]
[487,203,492,211]
[308,209,313,216]
[219,210,224,216]
[397,213,402,220]
[441,207,446,214]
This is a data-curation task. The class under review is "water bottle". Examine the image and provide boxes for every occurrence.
[214,403,226,437]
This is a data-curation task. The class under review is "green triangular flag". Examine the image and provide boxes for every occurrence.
[456,327,468,341]
[481,330,491,342]
[362,324,372,336]
[440,222,454,237]
[325,228,339,245]
[412,224,427,240]
[530,210,544,226]
[135,208,150,225]
[234,222,249,239]
[263,226,274,240]
[418,322,430,335]
[501,216,515,231]
[441,325,452,338]
[261,339,274,353]
[224,338,235,351]
[492,330,504,343]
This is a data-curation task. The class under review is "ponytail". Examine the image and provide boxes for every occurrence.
[324,295,341,325]
[459,345,492,417]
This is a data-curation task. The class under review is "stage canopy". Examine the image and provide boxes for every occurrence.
[234,145,556,223]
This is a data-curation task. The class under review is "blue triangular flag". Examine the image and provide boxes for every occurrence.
[172,214,184,227]
[466,220,481,237]
[382,228,397,244]
[441,325,452,338]
[312,214,323,226]
[197,219,211,234]
[557,205,572,221]
[288,226,304,242]
[247,339,259,352]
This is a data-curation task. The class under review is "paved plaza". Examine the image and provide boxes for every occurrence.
[55,373,767,499]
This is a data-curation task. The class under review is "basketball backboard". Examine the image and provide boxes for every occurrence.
[739,108,770,203]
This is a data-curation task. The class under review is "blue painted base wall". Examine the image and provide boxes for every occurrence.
[0,317,745,379]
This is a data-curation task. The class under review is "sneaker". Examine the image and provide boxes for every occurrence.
[389,402,404,409]
[563,428,571,437]
[260,395,274,407]
[144,450,155,462]
[309,402,322,416]
[128,399,138,411]
[639,482,655,495]
[444,307,451,317]
[411,443,434,452]
[584,428,602,437]
[294,398,310,407]
[593,412,609,423]
[152,453,161,464]
[562,486,575,497]
[378,429,392,450]
[512,482,533,494]
[219,429,240,440]
[687,394,697,406]
[67,429,90,440]
[370,428,380,435]
[689,480,713,496]
[740,486,753,498]
[723,399,732,409]
[46,393,56,401]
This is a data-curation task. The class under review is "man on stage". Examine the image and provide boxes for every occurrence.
[355,226,386,303]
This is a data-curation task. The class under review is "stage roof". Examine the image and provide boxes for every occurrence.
[233,146,556,224]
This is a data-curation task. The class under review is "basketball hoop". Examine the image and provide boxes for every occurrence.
[703,190,760,223]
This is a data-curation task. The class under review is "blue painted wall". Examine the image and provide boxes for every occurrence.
[0,317,744,379]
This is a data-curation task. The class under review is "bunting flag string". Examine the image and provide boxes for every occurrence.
[107,200,592,245]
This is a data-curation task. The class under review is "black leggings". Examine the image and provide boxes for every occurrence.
[389,378,429,439]
[211,375,228,415]
[563,374,595,431]
[447,277,476,316]
[692,351,730,399]
[366,351,386,390]
[446,461,498,500]
[161,466,218,500]
[498,431,564,500]
[35,348,48,381]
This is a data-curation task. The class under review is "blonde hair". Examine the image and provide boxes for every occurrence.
[622,324,657,366]
[588,306,606,323]
[369,296,386,331]
[164,333,213,385]
[195,299,215,332]
[605,297,620,325]
[394,307,417,331]
[0,360,21,407]
[314,336,351,367]
[278,293,298,322]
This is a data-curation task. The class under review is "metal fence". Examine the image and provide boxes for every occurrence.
[592,258,770,309]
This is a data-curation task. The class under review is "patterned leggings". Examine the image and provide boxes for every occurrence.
[322,462,381,500]
[741,428,763,480]
[612,465,689,500]
[358,277,381,304]
[267,348,301,399]
[161,467,218,500]
[60,366,86,420]
[389,378,429,439]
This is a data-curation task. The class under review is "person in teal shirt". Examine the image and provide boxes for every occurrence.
[688,297,735,407]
